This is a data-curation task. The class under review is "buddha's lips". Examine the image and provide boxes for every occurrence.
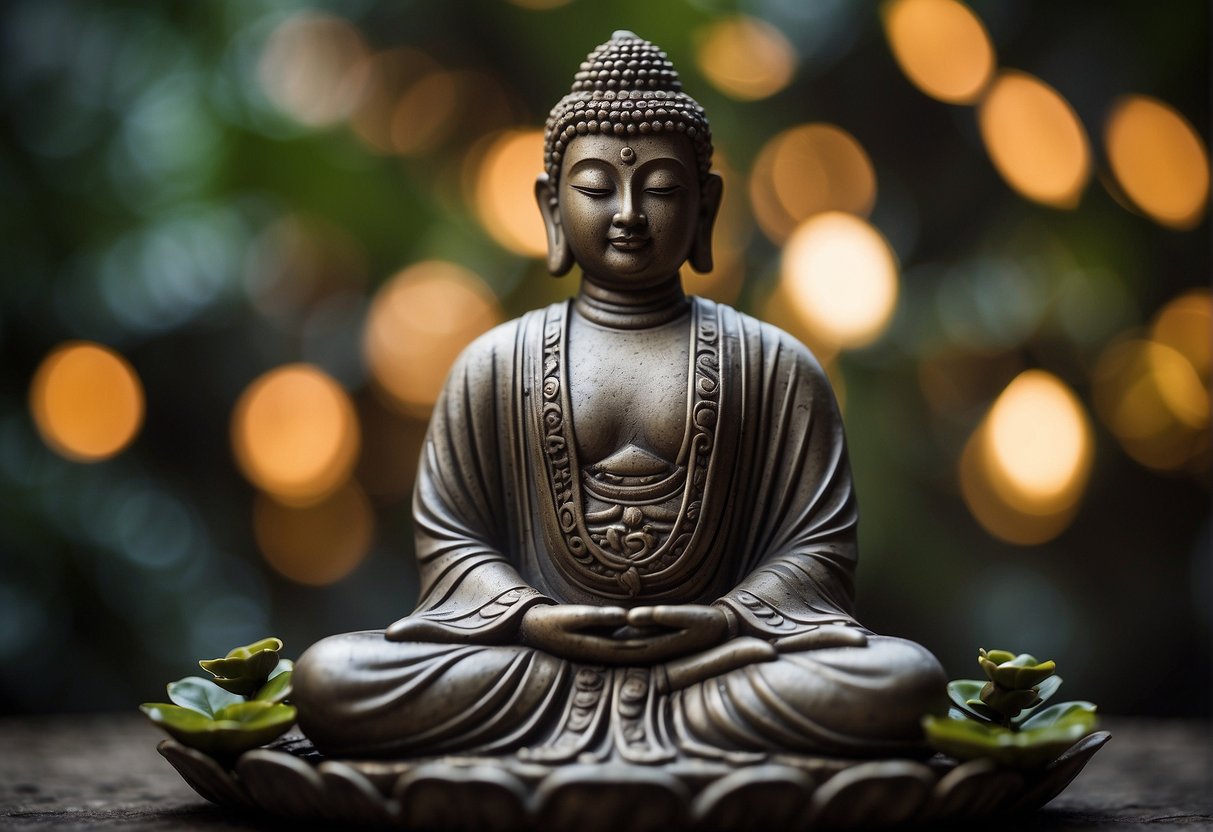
[609,236,650,251]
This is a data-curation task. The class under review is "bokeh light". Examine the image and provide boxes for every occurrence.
[750,124,877,244]
[695,16,797,102]
[882,0,996,104]
[231,364,360,504]
[474,129,547,257]
[253,481,374,585]
[1094,292,1211,475]
[780,212,899,350]
[258,12,370,128]
[961,371,1094,545]
[1105,95,1209,230]
[364,261,502,417]
[978,70,1090,208]
[30,342,145,462]
[1094,340,1205,473]
[1151,290,1211,400]
[984,370,1093,511]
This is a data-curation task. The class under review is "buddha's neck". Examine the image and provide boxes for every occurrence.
[575,275,689,330]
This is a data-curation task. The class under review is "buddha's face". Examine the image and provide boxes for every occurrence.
[537,133,721,290]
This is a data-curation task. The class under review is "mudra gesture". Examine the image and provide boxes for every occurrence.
[295,31,944,762]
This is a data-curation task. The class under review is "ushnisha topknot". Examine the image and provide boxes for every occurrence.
[543,30,713,192]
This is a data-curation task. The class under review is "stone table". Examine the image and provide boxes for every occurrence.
[1,715,1209,830]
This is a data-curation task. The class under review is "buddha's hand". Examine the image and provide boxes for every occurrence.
[520,604,730,664]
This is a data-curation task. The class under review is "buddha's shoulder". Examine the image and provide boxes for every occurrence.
[450,305,559,368]
[695,298,829,377]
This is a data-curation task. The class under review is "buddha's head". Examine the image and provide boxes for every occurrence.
[536,31,723,290]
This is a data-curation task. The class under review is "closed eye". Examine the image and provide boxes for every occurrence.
[572,185,612,197]
[645,185,682,196]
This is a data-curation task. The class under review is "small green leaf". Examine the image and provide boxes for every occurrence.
[166,677,243,718]
[947,680,993,721]
[140,700,297,757]
[979,648,1016,665]
[962,698,1003,723]
[1012,675,1064,724]
[199,637,284,696]
[1019,701,1097,731]
[923,708,1098,769]
[980,682,1040,720]
[254,669,292,704]
[979,650,1056,690]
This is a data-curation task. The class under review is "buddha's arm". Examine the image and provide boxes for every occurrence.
[388,326,552,644]
[715,331,865,643]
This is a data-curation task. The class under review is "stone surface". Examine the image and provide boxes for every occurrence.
[0,715,1208,829]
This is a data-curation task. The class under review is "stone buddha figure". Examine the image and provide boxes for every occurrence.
[294,31,944,764]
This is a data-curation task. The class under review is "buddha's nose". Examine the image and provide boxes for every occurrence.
[613,189,647,229]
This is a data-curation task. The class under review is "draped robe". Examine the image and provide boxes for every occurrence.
[295,298,943,761]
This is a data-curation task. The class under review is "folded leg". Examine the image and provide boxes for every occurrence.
[294,630,569,757]
[669,635,945,757]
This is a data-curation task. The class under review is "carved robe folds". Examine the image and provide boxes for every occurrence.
[295,298,944,761]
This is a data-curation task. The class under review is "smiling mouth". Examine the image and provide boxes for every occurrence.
[609,237,650,251]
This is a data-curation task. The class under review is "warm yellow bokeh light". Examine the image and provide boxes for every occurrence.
[253,481,374,585]
[959,432,1077,546]
[231,364,360,505]
[1094,337,1209,474]
[258,12,370,128]
[1152,289,1212,383]
[364,261,502,417]
[751,124,877,244]
[978,70,1090,208]
[781,212,899,350]
[1106,96,1209,230]
[960,370,1094,545]
[882,0,996,104]
[30,342,145,462]
[475,129,547,258]
[695,16,797,102]
[1146,341,1208,429]
[983,370,1093,511]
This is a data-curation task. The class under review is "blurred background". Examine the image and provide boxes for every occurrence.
[0,0,1207,719]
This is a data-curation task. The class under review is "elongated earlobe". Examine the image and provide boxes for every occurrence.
[535,174,573,276]
[689,172,723,274]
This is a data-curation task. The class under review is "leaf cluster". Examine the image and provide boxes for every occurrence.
[922,647,1098,769]
[140,638,296,758]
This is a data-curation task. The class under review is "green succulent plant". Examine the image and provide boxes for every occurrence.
[141,637,296,759]
[199,636,284,696]
[922,647,1098,769]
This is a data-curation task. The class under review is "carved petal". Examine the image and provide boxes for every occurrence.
[922,757,1023,821]
[156,740,250,809]
[807,761,934,829]
[1012,730,1112,812]
[535,763,689,832]
[237,749,331,820]
[395,762,529,832]
[691,764,814,831]
[318,760,401,826]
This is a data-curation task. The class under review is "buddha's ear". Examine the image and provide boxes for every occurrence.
[689,171,723,274]
[535,174,573,276]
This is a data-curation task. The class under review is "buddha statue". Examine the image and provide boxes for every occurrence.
[294,31,945,764]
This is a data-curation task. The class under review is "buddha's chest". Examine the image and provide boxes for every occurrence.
[566,318,690,465]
